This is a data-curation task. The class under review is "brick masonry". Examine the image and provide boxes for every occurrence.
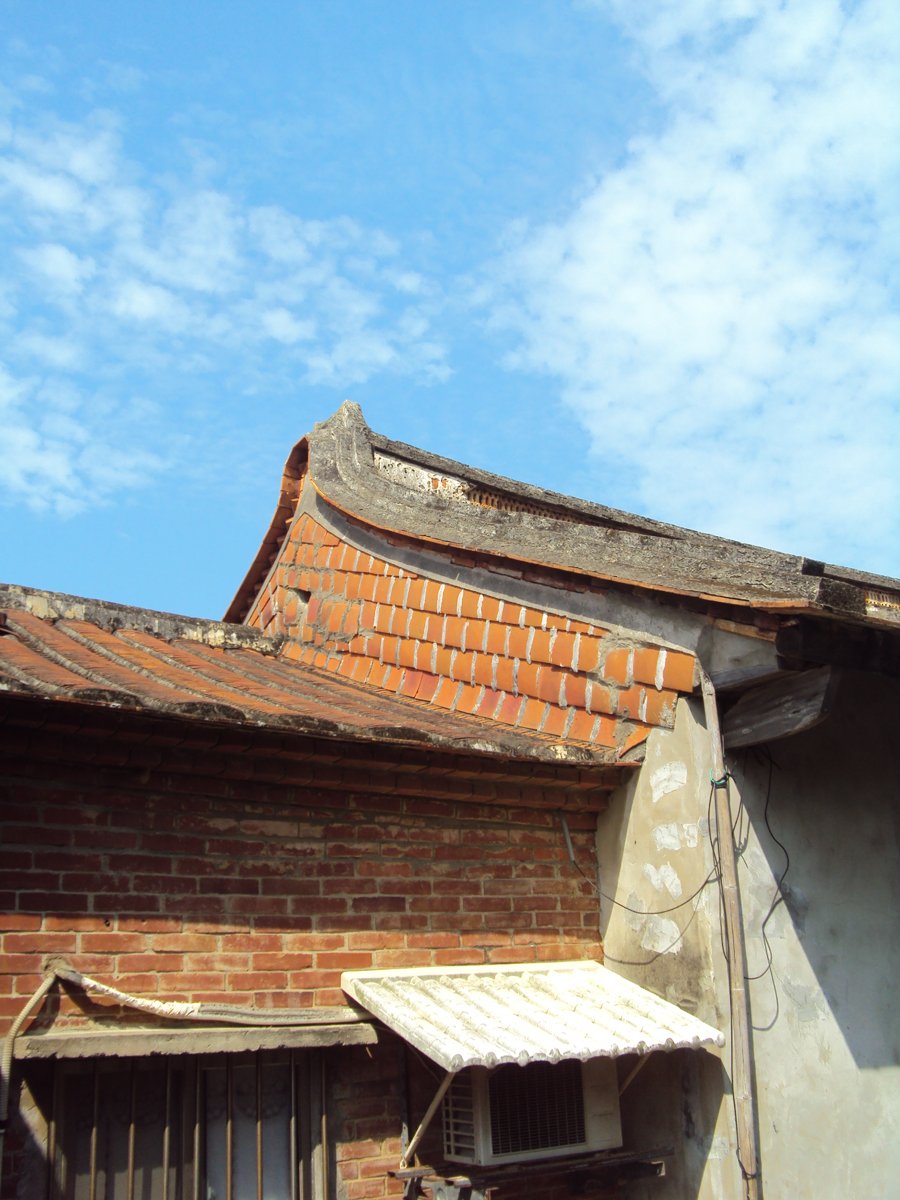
[1,722,604,1198]
[246,507,697,758]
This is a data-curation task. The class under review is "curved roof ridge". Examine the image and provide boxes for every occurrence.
[225,402,899,628]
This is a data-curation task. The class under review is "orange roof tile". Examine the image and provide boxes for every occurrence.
[0,587,624,769]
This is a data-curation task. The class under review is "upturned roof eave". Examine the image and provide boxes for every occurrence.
[226,402,900,629]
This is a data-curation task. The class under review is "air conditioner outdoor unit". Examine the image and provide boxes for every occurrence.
[442,1058,622,1167]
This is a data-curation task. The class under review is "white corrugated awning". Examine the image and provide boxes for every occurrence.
[342,960,724,1072]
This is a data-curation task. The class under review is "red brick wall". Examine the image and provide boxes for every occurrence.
[1,758,601,1025]
[1,722,603,1198]
[246,510,696,758]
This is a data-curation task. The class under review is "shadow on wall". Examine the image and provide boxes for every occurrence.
[729,670,900,1072]
[615,1048,726,1200]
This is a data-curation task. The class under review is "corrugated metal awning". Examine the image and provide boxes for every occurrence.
[342,961,724,1072]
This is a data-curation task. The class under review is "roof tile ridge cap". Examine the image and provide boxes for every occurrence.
[0,583,282,652]
[3,609,143,699]
[367,428,688,542]
[312,408,829,589]
[309,398,373,488]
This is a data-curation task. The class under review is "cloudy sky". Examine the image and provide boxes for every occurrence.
[2,0,898,617]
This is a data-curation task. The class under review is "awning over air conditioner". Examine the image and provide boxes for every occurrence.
[341,960,725,1073]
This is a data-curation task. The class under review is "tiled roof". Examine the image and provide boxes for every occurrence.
[0,585,623,767]
[341,961,725,1071]
[238,511,694,760]
[227,402,900,628]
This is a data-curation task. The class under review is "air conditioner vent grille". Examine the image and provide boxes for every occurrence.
[488,1060,585,1157]
[443,1072,477,1159]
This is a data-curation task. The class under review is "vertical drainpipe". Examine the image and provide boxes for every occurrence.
[700,671,762,1200]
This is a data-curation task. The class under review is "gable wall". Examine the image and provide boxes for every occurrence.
[246,508,697,758]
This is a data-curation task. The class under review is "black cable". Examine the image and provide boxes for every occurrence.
[570,854,720,916]
[740,751,790,1039]
[602,893,705,967]
[559,807,720,965]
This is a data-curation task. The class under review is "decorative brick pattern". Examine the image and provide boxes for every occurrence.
[246,514,696,755]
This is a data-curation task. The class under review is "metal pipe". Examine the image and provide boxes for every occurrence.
[0,972,57,1196]
[618,1053,650,1097]
[50,964,362,1025]
[126,1060,137,1200]
[89,1061,100,1200]
[701,671,761,1200]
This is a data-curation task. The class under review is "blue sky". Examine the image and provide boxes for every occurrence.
[2,0,898,618]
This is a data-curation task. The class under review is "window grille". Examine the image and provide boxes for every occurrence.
[36,1050,321,1200]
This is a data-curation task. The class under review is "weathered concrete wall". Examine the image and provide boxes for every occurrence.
[727,669,900,1200]
[596,695,734,1200]
[597,671,900,1200]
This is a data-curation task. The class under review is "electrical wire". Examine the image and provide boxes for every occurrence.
[602,889,706,967]
[735,750,790,1036]
[559,811,721,967]
[707,772,757,1185]
[570,852,720,917]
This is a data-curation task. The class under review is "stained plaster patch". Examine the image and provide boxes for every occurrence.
[782,978,826,1023]
[650,760,688,803]
[653,823,682,851]
[640,917,682,955]
[643,862,683,898]
[653,823,699,851]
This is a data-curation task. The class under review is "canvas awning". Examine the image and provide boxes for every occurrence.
[341,960,724,1072]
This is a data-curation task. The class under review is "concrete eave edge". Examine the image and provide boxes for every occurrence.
[0,582,283,652]
[227,402,900,626]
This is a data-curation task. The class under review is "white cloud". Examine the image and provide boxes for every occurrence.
[0,157,84,213]
[260,307,315,344]
[488,0,900,571]
[111,279,190,326]
[0,95,448,515]
[20,242,96,294]
[17,331,84,369]
[0,361,164,515]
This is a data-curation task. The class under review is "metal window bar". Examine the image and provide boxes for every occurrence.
[41,1052,317,1200]
[88,1062,99,1200]
[46,1058,59,1200]
[225,1056,234,1200]
[161,1060,172,1200]
[255,1054,263,1200]
[192,1058,202,1200]
[290,1057,298,1200]
[126,1060,136,1200]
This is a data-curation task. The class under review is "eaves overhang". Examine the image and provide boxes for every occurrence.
[0,584,626,771]
[342,961,725,1072]
[226,403,900,631]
